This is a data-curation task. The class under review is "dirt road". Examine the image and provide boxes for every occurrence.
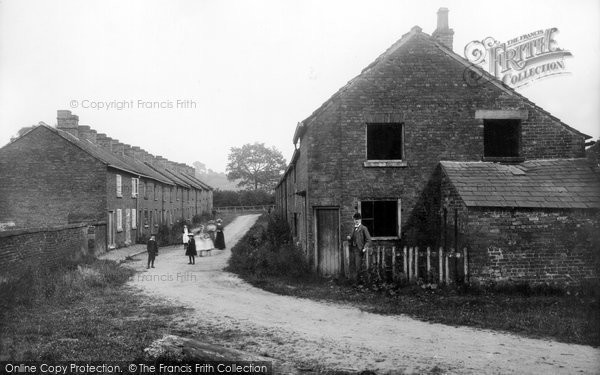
[129,214,600,374]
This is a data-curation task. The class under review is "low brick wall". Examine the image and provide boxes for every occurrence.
[0,223,92,277]
[467,208,600,286]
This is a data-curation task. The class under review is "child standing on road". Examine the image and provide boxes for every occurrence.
[183,225,189,253]
[147,235,158,269]
[186,233,197,264]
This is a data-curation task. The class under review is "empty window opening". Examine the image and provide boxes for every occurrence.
[360,200,398,237]
[484,119,520,157]
[367,123,404,160]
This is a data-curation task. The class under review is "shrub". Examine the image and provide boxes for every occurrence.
[192,213,212,226]
[156,220,192,247]
[227,214,309,279]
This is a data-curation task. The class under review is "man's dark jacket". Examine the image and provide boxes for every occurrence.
[349,224,372,251]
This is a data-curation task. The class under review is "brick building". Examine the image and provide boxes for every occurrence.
[0,110,213,254]
[275,9,600,285]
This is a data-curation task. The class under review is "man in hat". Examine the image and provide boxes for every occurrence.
[346,212,371,280]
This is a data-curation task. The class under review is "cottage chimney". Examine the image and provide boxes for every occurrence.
[78,125,98,144]
[109,140,125,155]
[131,146,144,160]
[96,134,112,150]
[140,150,156,164]
[166,161,179,173]
[57,110,79,137]
[123,144,134,158]
[432,8,454,50]
[154,156,169,169]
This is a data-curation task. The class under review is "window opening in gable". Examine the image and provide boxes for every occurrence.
[367,123,404,160]
[484,119,520,158]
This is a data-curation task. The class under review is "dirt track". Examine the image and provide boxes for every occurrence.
[128,214,600,374]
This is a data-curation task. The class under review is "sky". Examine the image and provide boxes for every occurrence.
[1,0,598,173]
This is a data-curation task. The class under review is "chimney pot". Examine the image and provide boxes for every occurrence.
[437,8,449,30]
[432,7,454,50]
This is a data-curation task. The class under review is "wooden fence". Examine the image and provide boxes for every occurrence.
[343,241,468,284]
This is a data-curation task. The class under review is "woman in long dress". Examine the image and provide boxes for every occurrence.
[196,225,214,254]
[214,219,226,250]
[206,220,217,246]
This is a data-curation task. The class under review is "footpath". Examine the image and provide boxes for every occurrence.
[98,225,205,262]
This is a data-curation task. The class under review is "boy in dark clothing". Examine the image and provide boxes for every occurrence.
[147,235,159,269]
[186,233,197,264]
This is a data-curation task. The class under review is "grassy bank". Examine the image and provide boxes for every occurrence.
[0,258,186,361]
[228,214,600,347]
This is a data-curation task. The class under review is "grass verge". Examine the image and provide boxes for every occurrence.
[0,258,186,361]
[228,214,600,347]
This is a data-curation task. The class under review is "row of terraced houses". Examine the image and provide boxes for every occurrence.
[0,110,212,269]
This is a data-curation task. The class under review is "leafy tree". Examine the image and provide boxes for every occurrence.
[226,143,286,191]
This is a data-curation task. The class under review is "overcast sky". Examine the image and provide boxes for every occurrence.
[1,0,598,172]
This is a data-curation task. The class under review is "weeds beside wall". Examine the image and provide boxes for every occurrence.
[227,213,309,278]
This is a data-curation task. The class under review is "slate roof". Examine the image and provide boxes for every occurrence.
[441,159,600,209]
[144,163,192,189]
[47,125,175,185]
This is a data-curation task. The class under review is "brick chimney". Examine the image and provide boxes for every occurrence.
[154,156,169,170]
[140,150,156,164]
[131,146,145,160]
[57,110,79,137]
[110,140,125,155]
[123,144,134,158]
[432,8,454,50]
[78,125,98,144]
[166,161,180,173]
[96,134,112,150]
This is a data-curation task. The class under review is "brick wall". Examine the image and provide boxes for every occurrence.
[331,33,585,237]
[106,169,137,247]
[277,31,588,274]
[466,208,600,285]
[0,126,107,228]
[0,223,89,276]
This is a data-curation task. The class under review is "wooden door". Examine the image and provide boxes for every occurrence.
[125,209,131,244]
[107,211,116,249]
[316,208,340,276]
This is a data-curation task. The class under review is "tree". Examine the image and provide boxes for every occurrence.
[226,143,287,191]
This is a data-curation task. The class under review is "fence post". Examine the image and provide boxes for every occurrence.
[445,252,450,285]
[439,247,444,284]
[381,247,387,281]
[463,247,468,283]
[426,247,431,283]
[392,246,397,282]
[414,246,419,280]
[403,246,407,280]
[343,241,350,279]
[408,247,413,281]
